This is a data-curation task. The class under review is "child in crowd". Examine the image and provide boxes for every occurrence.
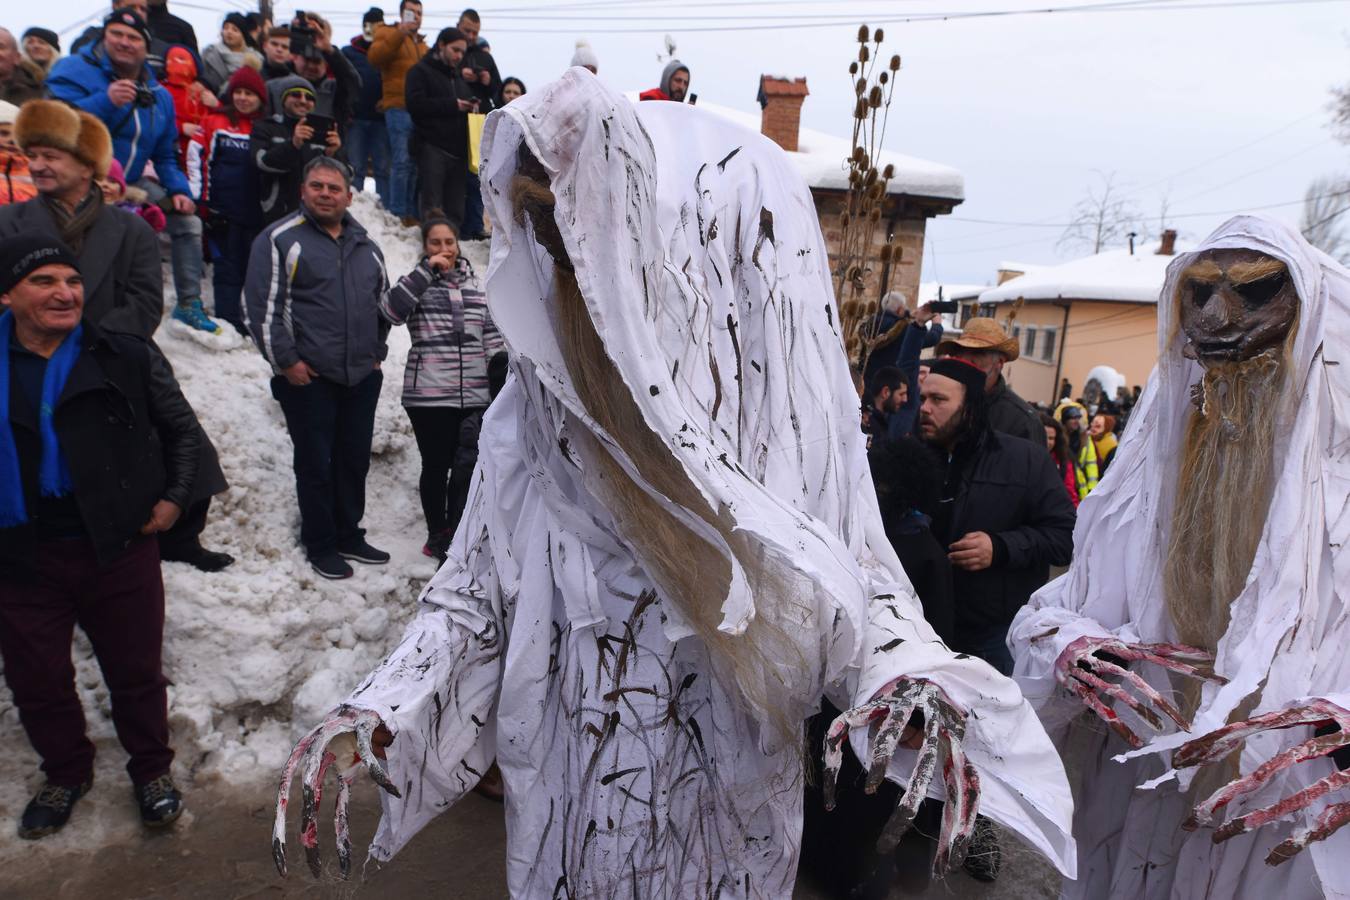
[162,47,218,170]
[0,101,36,205]
[98,159,167,233]
[189,65,267,334]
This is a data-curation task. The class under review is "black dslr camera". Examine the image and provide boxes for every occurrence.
[133,83,156,107]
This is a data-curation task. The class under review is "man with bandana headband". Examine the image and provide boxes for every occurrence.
[1010,216,1350,898]
[267,71,1078,896]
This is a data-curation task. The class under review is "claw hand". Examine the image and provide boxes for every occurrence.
[822,679,980,876]
[272,705,399,880]
[1174,698,1350,866]
[1054,636,1224,748]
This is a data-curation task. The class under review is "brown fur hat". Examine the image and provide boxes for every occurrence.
[14,100,114,178]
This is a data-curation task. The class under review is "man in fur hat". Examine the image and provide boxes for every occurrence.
[936,318,1044,446]
[0,101,233,572]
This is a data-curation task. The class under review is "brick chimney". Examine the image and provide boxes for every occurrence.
[1157,228,1178,256]
[758,76,809,153]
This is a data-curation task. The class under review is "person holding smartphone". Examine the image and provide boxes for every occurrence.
[251,77,346,224]
[403,27,473,229]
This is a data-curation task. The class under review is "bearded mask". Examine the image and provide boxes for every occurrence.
[1176,248,1299,365]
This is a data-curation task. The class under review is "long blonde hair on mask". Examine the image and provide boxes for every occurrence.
[1164,324,1297,652]
[510,164,817,749]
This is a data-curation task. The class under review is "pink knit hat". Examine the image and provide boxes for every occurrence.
[106,158,127,193]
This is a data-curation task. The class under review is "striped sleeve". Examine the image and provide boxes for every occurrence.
[243,219,304,370]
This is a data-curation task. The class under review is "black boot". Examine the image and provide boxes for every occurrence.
[19,780,92,839]
[135,774,184,828]
[162,544,235,572]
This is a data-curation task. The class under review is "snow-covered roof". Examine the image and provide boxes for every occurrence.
[979,238,1192,305]
[624,94,964,203]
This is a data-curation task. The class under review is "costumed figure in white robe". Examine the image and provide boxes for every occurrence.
[1010,215,1350,899]
[269,70,1077,898]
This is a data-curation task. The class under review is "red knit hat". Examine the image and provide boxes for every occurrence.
[226,65,267,105]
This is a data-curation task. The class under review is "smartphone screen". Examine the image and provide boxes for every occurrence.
[402,9,417,23]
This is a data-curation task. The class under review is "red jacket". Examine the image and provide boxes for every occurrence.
[638,87,670,102]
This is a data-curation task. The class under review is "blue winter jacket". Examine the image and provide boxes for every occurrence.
[46,44,192,197]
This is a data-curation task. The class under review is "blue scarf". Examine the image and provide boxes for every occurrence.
[0,311,83,527]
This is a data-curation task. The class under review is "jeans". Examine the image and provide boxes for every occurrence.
[271,370,383,557]
[462,171,485,237]
[964,628,1015,676]
[417,142,467,230]
[385,108,415,218]
[346,117,391,205]
[405,405,482,538]
[137,178,203,306]
[207,219,258,334]
[0,537,172,786]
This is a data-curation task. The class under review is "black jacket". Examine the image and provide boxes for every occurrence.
[461,43,500,111]
[3,322,202,565]
[404,53,470,156]
[147,5,200,55]
[303,48,363,129]
[930,429,1075,643]
[342,38,384,121]
[986,376,1044,446]
[251,112,347,224]
[0,196,163,339]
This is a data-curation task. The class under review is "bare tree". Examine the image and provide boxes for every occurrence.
[1333,78,1350,143]
[1059,172,1144,254]
[1301,176,1350,264]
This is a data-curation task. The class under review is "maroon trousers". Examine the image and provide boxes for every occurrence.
[0,537,173,787]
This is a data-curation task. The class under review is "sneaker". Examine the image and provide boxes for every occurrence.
[310,551,354,579]
[171,299,223,335]
[135,774,183,828]
[338,539,390,565]
[19,780,91,839]
[961,815,1002,883]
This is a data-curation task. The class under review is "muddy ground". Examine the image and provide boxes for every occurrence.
[0,773,1058,899]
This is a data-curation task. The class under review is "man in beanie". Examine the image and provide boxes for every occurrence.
[343,7,391,204]
[0,100,36,206]
[569,38,598,74]
[0,233,204,837]
[0,28,43,104]
[252,77,346,224]
[0,100,161,338]
[935,316,1044,446]
[918,356,1075,676]
[49,8,221,336]
[22,28,62,79]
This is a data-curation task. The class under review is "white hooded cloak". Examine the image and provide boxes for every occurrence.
[1010,215,1350,899]
[345,71,1075,897]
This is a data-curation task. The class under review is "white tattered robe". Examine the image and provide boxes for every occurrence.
[1010,216,1350,899]
[347,71,1075,898]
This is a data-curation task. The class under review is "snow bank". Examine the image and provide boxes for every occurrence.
[979,239,1191,306]
[0,193,487,857]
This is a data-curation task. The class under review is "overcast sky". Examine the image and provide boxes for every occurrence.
[26,0,1350,284]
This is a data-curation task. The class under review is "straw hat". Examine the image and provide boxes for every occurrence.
[936,317,1020,361]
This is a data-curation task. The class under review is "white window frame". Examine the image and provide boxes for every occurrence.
[1040,326,1058,362]
[1023,325,1038,358]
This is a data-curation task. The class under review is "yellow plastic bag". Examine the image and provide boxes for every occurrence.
[468,112,487,175]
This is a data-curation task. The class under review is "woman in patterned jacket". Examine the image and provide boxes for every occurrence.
[380,213,504,558]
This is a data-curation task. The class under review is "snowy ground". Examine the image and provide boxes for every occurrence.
[0,193,489,865]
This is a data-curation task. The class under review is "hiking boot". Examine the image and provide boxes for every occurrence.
[310,551,354,580]
[19,780,91,839]
[135,774,183,828]
[422,529,452,563]
[171,299,223,335]
[962,815,1002,883]
[338,538,390,565]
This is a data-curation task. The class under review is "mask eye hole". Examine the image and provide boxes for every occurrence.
[1235,271,1287,308]
[1187,281,1214,308]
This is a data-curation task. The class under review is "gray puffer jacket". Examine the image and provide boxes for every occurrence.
[243,207,390,386]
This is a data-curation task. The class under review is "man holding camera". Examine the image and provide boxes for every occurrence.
[286,13,361,139]
[404,27,475,228]
[369,0,427,224]
[252,77,345,224]
[48,10,212,333]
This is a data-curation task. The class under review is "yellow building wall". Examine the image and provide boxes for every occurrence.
[999,301,1161,406]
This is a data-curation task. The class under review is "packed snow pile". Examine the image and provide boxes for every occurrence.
[0,193,487,857]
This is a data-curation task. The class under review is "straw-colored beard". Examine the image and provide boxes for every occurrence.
[1164,348,1287,652]
[512,174,819,748]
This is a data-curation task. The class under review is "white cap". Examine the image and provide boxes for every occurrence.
[0,101,19,126]
[570,38,598,71]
